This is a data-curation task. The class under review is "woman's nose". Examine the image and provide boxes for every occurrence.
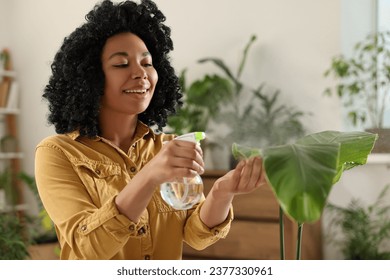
[131,65,147,79]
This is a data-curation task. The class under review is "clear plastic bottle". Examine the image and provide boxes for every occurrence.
[160,132,206,210]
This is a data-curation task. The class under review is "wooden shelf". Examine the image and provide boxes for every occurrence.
[0,152,23,159]
[0,69,16,78]
[0,108,20,114]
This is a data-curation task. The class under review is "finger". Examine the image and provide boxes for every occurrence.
[234,160,246,179]
[173,139,197,149]
[195,143,203,158]
[237,157,264,192]
[174,167,201,178]
[171,141,204,167]
[236,158,255,190]
[257,168,269,188]
[249,157,263,188]
[170,157,204,174]
[224,160,244,191]
[163,140,204,176]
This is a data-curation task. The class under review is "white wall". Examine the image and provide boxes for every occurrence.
[0,0,11,48]
[159,0,342,135]
[0,0,379,259]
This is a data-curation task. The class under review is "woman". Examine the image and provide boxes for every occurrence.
[35,0,266,260]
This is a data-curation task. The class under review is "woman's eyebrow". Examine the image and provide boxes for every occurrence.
[109,51,128,59]
[108,51,151,59]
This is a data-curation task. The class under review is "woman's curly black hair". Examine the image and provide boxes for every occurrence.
[43,0,182,137]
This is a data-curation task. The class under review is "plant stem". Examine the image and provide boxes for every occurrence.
[296,222,303,260]
[279,206,285,260]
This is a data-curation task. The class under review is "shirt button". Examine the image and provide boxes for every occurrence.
[213,229,220,235]
[129,225,135,231]
[95,169,100,175]
[81,225,87,231]
[144,255,151,260]
[138,227,146,235]
[130,167,136,173]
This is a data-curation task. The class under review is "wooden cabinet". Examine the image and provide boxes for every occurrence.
[183,170,323,260]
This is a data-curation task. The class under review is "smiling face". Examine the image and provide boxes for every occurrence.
[100,32,158,117]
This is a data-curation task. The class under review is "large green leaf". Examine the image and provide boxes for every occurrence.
[232,131,377,224]
[262,143,340,223]
[296,131,378,183]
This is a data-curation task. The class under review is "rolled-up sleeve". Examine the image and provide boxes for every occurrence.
[183,201,234,250]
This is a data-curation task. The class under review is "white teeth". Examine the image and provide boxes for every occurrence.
[123,89,147,94]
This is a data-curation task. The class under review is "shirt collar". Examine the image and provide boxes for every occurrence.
[66,121,156,142]
[133,121,156,142]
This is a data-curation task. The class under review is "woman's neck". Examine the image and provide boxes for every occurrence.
[99,111,138,152]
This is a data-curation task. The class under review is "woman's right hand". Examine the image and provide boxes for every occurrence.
[141,139,205,186]
[115,139,204,221]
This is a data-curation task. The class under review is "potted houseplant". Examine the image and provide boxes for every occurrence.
[201,35,308,168]
[201,35,307,148]
[166,69,233,168]
[0,171,58,259]
[166,69,233,163]
[0,168,16,208]
[326,184,390,259]
[0,49,9,71]
[0,169,31,260]
[18,172,59,259]
[167,69,233,136]
[232,130,377,259]
[221,83,307,149]
[200,35,307,147]
[0,211,30,260]
[324,31,390,152]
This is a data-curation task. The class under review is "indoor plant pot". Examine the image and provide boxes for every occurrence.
[365,128,390,153]
[324,31,390,153]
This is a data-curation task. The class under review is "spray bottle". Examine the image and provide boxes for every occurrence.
[160,132,206,210]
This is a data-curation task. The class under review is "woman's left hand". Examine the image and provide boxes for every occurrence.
[200,156,268,228]
[212,156,267,199]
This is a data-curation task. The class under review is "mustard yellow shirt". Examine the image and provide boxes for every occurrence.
[35,122,233,260]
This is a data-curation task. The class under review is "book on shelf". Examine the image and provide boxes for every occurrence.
[0,78,11,107]
[6,81,18,109]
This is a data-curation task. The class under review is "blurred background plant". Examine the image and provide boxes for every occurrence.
[0,211,30,260]
[0,172,58,259]
[167,34,308,168]
[167,69,233,136]
[324,31,390,129]
[219,82,307,149]
[0,167,17,207]
[326,184,390,259]
[0,48,10,69]
[18,172,57,244]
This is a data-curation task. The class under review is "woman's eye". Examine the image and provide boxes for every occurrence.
[113,63,128,68]
[143,63,153,67]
